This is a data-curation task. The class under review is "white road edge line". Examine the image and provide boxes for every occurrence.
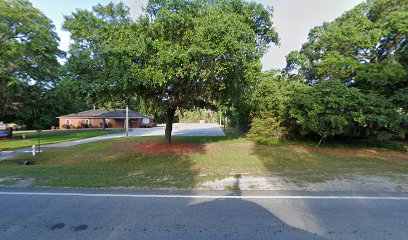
[0,192,408,200]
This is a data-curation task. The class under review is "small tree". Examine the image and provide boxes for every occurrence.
[248,70,306,141]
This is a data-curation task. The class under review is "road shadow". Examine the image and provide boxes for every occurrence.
[162,197,328,240]
[0,190,328,239]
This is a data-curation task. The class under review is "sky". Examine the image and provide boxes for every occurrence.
[30,0,364,70]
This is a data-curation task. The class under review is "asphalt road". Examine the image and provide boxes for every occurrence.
[0,188,407,240]
[0,124,225,160]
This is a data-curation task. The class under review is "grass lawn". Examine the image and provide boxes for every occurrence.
[0,130,407,189]
[0,130,122,150]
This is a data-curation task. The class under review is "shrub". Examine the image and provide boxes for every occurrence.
[61,124,69,129]
[249,113,288,143]
[288,80,405,142]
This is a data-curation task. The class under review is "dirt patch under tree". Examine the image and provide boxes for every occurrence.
[111,141,204,155]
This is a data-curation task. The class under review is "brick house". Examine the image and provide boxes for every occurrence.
[57,109,154,129]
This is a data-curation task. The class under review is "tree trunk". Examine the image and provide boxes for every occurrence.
[316,135,326,147]
[164,107,176,144]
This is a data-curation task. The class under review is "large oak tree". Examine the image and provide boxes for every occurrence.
[0,0,64,127]
[64,0,278,143]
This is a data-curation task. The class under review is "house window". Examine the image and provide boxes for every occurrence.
[85,119,89,125]
[66,119,70,125]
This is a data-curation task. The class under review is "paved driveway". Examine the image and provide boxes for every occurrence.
[0,124,225,160]
[128,123,225,137]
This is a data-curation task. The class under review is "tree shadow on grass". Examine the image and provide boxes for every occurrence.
[0,141,203,189]
[251,140,408,186]
[1,129,242,189]
[249,143,339,186]
[120,152,201,189]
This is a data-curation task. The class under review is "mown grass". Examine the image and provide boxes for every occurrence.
[256,145,408,184]
[0,131,407,188]
[0,130,122,150]
[251,137,407,152]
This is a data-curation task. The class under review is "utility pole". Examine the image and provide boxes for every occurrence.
[36,129,41,154]
[224,110,226,131]
[126,106,129,137]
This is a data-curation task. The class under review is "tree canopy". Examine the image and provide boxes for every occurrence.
[0,0,83,128]
[248,0,407,144]
[63,2,135,107]
[285,0,408,112]
[63,0,279,143]
[2,0,405,146]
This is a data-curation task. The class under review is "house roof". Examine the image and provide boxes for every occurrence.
[58,109,152,119]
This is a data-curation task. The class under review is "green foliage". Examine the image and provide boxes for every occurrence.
[249,72,405,143]
[285,0,408,113]
[289,81,351,139]
[177,109,221,124]
[63,2,136,106]
[248,112,288,143]
[289,80,405,141]
[63,0,279,142]
[0,0,88,129]
[267,0,408,144]
[139,0,278,110]
[367,0,408,64]
[243,70,304,138]
[252,71,305,121]
[0,0,63,84]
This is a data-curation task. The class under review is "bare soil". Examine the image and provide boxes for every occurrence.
[285,145,408,160]
[111,141,204,155]
[199,175,408,192]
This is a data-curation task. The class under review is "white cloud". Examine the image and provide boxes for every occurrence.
[56,29,71,52]
[125,0,148,19]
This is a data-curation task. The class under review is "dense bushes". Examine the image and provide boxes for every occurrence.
[248,72,301,141]
[248,73,406,144]
[248,113,288,142]
[249,0,408,144]
[289,80,404,142]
